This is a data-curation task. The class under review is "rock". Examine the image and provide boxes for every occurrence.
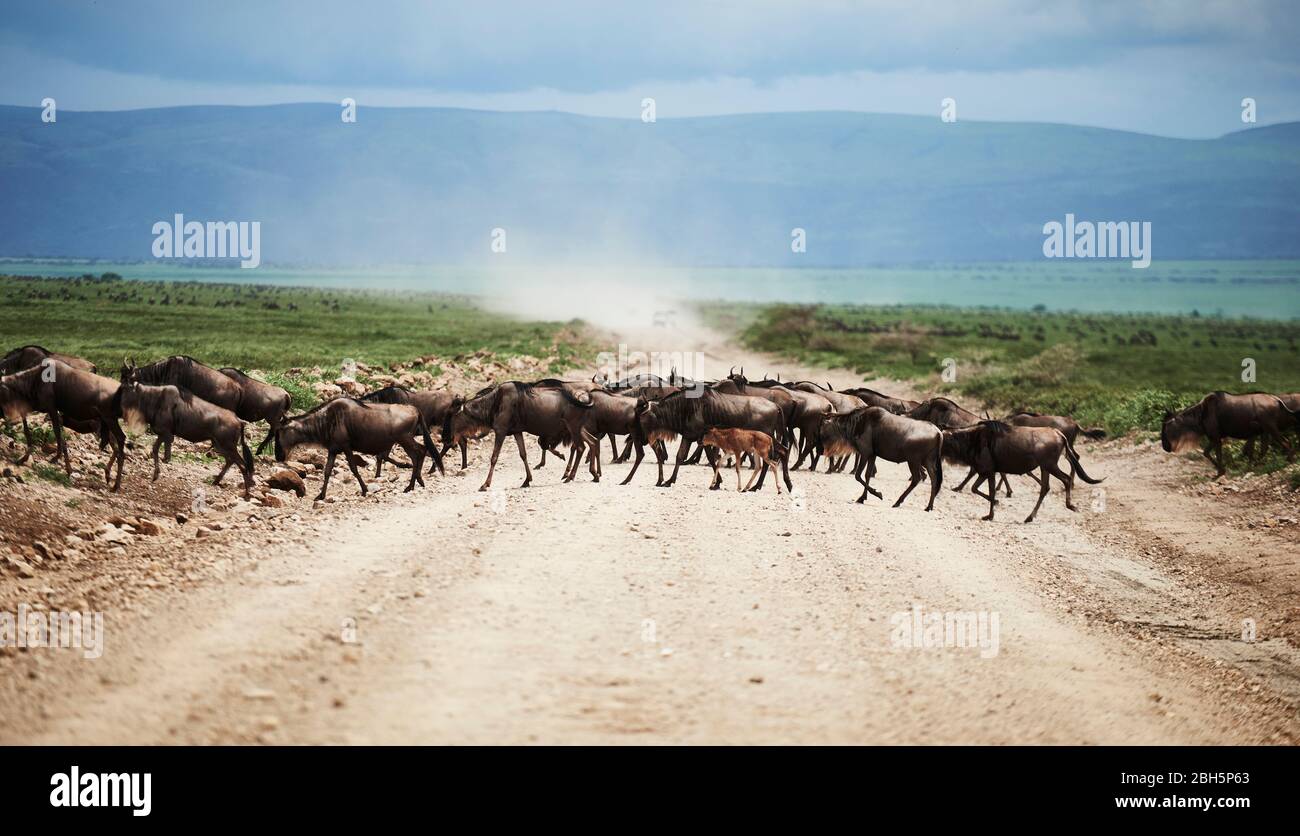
[258,493,285,509]
[133,518,164,536]
[32,541,53,560]
[281,460,310,478]
[4,556,36,578]
[242,687,276,701]
[265,469,307,497]
[99,524,130,544]
[175,512,189,524]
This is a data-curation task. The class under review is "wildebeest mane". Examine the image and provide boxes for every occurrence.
[359,385,412,404]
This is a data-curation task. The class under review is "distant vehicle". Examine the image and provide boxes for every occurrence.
[652,309,677,328]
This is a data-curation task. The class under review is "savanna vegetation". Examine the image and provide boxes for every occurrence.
[701,301,1300,475]
[0,273,593,412]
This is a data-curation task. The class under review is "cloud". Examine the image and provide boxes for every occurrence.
[2,0,1298,137]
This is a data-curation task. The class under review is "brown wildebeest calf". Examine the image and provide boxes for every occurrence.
[116,377,254,498]
[942,421,1102,523]
[1161,391,1299,477]
[275,398,439,500]
[0,360,126,489]
[700,428,785,493]
[821,407,944,510]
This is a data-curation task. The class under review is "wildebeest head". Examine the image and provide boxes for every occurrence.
[118,356,139,385]
[1160,409,1202,453]
[818,413,856,458]
[0,377,30,423]
[114,374,151,435]
[634,395,676,445]
[273,418,304,462]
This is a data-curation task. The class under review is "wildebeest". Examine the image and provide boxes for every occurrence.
[123,356,291,454]
[820,407,943,510]
[942,421,1102,523]
[1161,391,1299,477]
[1005,411,1106,448]
[274,397,440,500]
[717,371,829,470]
[0,360,126,489]
[218,367,293,452]
[785,381,866,471]
[577,388,668,484]
[1,345,104,464]
[909,396,1012,497]
[358,385,456,475]
[116,375,254,498]
[440,380,594,491]
[700,427,786,493]
[842,387,920,416]
[633,388,792,491]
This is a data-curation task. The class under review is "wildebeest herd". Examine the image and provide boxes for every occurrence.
[2,346,1298,523]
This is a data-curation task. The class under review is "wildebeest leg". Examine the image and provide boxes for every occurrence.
[862,455,886,501]
[707,446,724,490]
[620,439,648,486]
[662,438,690,487]
[48,411,72,476]
[615,434,634,463]
[1047,460,1075,511]
[108,422,126,491]
[343,446,368,495]
[684,440,704,466]
[1266,424,1294,462]
[852,454,871,503]
[707,448,723,491]
[535,446,547,469]
[478,432,507,491]
[459,440,468,469]
[1204,438,1226,477]
[924,450,941,512]
[588,436,602,481]
[1024,465,1052,523]
[14,416,34,464]
[397,439,424,492]
[972,478,995,521]
[894,462,923,508]
[151,437,164,481]
[952,466,977,492]
[515,432,534,488]
[317,450,338,500]
[999,473,1012,496]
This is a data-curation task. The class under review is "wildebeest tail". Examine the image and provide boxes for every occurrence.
[1064,443,1103,484]
[240,425,254,473]
[421,415,445,475]
[933,439,943,489]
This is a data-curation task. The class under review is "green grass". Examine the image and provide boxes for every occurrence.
[0,274,594,410]
[30,463,71,486]
[700,301,1300,440]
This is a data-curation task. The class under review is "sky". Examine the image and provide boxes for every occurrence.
[2,0,1298,138]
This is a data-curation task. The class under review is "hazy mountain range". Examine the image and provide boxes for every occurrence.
[2,104,1297,266]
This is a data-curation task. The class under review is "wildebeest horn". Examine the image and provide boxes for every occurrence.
[729,366,735,376]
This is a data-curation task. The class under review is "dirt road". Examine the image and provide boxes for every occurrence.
[2,317,1298,744]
